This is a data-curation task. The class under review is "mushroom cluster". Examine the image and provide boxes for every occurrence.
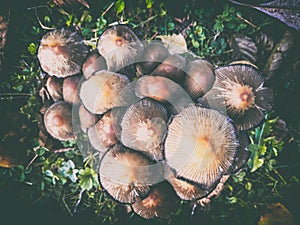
[37,25,273,219]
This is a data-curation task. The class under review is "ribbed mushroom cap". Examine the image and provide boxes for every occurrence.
[37,28,89,77]
[45,76,63,101]
[79,70,130,114]
[164,105,238,189]
[99,144,153,204]
[88,107,124,152]
[44,101,75,141]
[131,181,179,219]
[135,75,193,112]
[120,98,168,161]
[62,74,81,104]
[183,59,215,99]
[202,64,273,130]
[97,25,143,72]
[151,54,186,83]
[232,131,250,172]
[82,50,107,79]
[78,104,98,133]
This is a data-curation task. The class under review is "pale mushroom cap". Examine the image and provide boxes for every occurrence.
[62,74,81,104]
[78,104,98,133]
[79,70,130,114]
[82,50,107,79]
[164,105,238,189]
[99,144,153,204]
[44,101,75,141]
[45,76,63,102]
[37,28,89,77]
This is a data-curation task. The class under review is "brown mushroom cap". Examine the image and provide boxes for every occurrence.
[131,181,180,219]
[82,50,107,79]
[120,98,168,161]
[88,107,124,152]
[183,59,215,99]
[202,64,273,130]
[99,144,153,204]
[62,74,82,104]
[45,76,63,101]
[164,105,238,189]
[97,25,143,72]
[37,28,89,77]
[78,104,98,133]
[79,70,130,114]
[44,101,75,141]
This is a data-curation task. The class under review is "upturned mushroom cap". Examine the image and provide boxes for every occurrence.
[183,59,215,99]
[79,70,130,114]
[82,50,107,79]
[164,105,238,189]
[131,181,180,219]
[62,74,82,104]
[97,25,143,72]
[78,104,98,133]
[120,98,168,161]
[45,76,63,101]
[44,101,75,141]
[202,64,273,130]
[99,144,153,204]
[37,28,89,77]
[88,107,124,152]
[151,54,186,83]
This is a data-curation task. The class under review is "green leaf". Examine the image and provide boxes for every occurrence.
[115,0,125,15]
[28,43,37,55]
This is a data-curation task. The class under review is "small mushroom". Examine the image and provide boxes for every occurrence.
[45,76,63,101]
[183,59,215,100]
[97,25,143,73]
[44,101,75,141]
[202,64,273,130]
[151,54,186,83]
[88,107,124,152]
[78,104,98,133]
[62,74,82,104]
[136,42,169,75]
[99,144,153,204]
[82,50,107,79]
[131,181,180,219]
[120,98,168,161]
[37,28,89,77]
[79,70,130,114]
[164,105,238,189]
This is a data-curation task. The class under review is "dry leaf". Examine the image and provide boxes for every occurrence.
[156,33,188,54]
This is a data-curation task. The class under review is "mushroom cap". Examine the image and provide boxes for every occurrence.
[45,76,63,102]
[97,25,143,72]
[202,64,273,130]
[164,105,238,189]
[88,107,124,152]
[62,74,82,104]
[82,50,107,79]
[232,131,250,172]
[183,59,215,99]
[78,104,98,133]
[79,70,130,114]
[151,54,186,83]
[120,98,168,161]
[99,144,153,204]
[37,28,89,77]
[44,101,75,141]
[131,181,179,219]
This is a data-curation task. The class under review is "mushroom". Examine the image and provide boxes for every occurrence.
[135,75,193,113]
[78,104,98,133]
[232,131,250,172]
[136,41,169,75]
[164,105,238,190]
[183,59,215,100]
[43,101,75,141]
[45,76,63,101]
[131,181,180,219]
[37,28,89,77]
[120,98,168,161]
[97,25,143,73]
[62,74,82,105]
[88,107,124,152]
[98,144,153,204]
[82,50,107,79]
[202,64,273,130]
[79,70,130,114]
[151,54,186,83]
